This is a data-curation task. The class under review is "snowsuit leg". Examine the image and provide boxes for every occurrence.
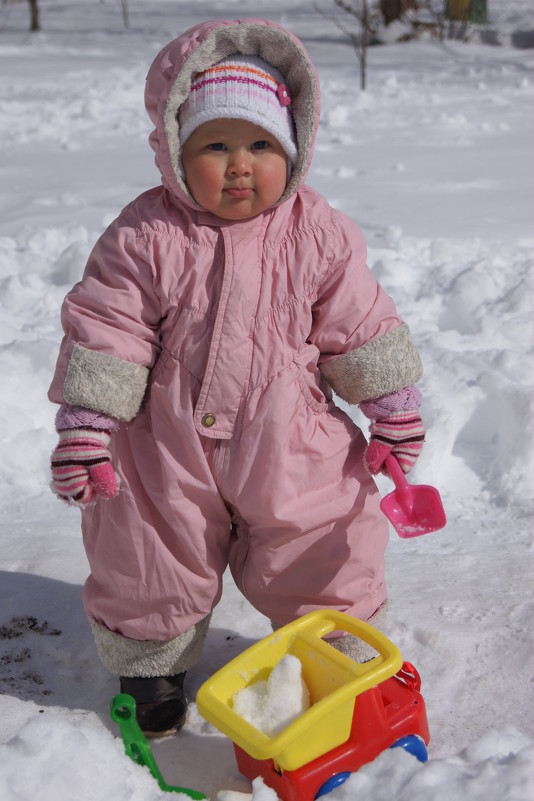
[80,408,236,675]
[221,374,389,628]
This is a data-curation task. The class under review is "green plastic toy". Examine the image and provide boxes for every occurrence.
[110,693,206,799]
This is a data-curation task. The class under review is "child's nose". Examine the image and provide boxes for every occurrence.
[227,149,252,176]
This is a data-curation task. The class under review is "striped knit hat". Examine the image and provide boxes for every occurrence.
[178,56,298,165]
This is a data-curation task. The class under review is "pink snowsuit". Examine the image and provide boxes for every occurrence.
[49,19,422,675]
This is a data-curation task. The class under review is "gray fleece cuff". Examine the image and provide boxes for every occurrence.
[329,602,388,664]
[63,344,149,422]
[319,323,423,405]
[270,603,388,665]
[89,615,211,677]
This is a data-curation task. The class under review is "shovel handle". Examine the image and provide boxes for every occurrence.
[384,454,409,490]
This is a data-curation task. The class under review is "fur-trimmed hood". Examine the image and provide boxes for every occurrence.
[144,18,320,209]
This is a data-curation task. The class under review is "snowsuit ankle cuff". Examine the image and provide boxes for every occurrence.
[89,615,211,677]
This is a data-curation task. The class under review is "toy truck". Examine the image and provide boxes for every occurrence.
[196,610,429,800]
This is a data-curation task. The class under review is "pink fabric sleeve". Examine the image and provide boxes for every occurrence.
[359,385,422,420]
[55,404,119,432]
[310,210,402,358]
[48,204,163,406]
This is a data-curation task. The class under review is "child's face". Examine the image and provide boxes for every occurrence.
[181,118,289,220]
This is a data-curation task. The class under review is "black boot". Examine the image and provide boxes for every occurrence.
[119,672,188,736]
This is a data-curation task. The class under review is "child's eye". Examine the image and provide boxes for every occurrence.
[251,140,270,151]
[207,142,226,151]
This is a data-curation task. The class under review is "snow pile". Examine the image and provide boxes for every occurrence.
[215,728,534,801]
[324,728,534,801]
[365,235,534,510]
[0,710,170,800]
[232,656,310,737]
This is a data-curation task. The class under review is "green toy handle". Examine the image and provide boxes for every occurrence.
[110,694,206,799]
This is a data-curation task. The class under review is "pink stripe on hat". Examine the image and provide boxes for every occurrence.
[178,55,297,165]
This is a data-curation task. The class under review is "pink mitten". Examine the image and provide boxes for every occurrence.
[365,409,425,475]
[51,429,118,507]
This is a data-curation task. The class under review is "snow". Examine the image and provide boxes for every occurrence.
[232,655,310,737]
[0,0,533,799]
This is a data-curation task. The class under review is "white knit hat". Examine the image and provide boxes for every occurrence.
[178,56,298,165]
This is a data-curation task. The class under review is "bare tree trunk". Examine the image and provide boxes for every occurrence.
[319,0,377,91]
[361,45,367,91]
[361,0,369,91]
[348,31,367,91]
[28,0,39,31]
[120,0,129,29]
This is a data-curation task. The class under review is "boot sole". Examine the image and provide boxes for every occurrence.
[142,707,189,738]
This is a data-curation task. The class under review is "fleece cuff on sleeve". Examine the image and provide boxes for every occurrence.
[319,323,423,405]
[63,344,149,422]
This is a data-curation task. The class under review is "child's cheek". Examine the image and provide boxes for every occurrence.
[187,157,223,210]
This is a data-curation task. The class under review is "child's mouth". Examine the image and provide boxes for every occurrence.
[225,187,254,199]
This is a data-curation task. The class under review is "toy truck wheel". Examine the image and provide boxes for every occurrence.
[314,771,351,798]
[391,734,428,763]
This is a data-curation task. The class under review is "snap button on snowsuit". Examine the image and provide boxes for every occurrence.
[201,413,216,428]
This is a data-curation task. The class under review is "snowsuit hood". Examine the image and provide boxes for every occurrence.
[144,18,320,209]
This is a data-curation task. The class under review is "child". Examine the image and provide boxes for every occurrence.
[49,18,425,735]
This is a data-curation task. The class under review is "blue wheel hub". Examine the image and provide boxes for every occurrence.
[314,771,351,798]
[391,734,428,763]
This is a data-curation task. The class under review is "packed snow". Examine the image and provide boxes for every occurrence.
[0,1,533,800]
[232,655,310,738]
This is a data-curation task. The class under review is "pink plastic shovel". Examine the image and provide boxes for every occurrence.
[380,454,447,538]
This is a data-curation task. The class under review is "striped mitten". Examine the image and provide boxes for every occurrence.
[365,409,425,475]
[51,429,118,507]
